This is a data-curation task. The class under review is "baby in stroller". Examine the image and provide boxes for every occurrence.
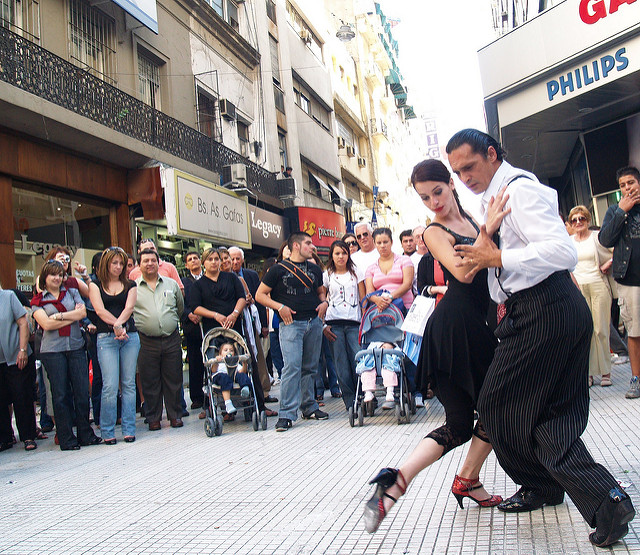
[356,341,401,410]
[210,341,252,416]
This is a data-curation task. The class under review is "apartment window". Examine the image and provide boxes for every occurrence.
[1,0,40,42]
[337,118,357,153]
[285,1,322,60]
[274,83,285,113]
[278,131,288,169]
[197,88,220,141]
[69,0,116,83]
[266,0,276,23]
[293,87,310,115]
[293,78,330,131]
[237,121,249,158]
[137,50,161,110]
[269,36,281,85]
[206,0,239,31]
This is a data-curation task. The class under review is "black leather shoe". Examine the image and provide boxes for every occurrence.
[60,444,81,451]
[80,436,103,446]
[498,488,564,513]
[589,487,635,547]
[264,395,279,403]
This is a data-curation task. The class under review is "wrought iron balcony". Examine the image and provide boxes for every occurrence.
[0,27,281,200]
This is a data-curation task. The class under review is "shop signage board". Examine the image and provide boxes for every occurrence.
[250,206,289,249]
[296,207,346,249]
[163,168,251,248]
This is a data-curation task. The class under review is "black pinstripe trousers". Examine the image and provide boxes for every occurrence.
[478,271,618,527]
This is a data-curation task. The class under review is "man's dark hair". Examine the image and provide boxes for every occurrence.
[137,238,155,254]
[287,231,311,251]
[185,250,200,260]
[139,248,159,262]
[616,166,640,183]
[399,229,413,241]
[446,128,506,161]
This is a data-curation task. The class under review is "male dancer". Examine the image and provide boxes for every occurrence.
[448,128,634,548]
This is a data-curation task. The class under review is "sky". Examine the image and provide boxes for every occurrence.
[377,0,497,219]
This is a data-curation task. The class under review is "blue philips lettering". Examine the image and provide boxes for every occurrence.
[582,65,594,85]
[592,60,600,80]
[616,47,629,70]
[547,80,560,101]
[559,73,574,95]
[575,68,583,88]
[601,55,615,77]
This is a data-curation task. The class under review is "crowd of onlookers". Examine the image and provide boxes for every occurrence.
[0,223,436,450]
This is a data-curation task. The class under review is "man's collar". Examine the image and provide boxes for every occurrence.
[139,274,162,285]
[480,161,510,214]
[234,268,244,277]
[190,271,203,279]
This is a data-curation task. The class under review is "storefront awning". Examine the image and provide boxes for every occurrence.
[403,105,417,119]
[327,182,348,203]
[310,172,333,194]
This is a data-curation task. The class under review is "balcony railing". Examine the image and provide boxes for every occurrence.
[0,26,281,199]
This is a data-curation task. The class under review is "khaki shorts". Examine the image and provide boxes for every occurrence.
[617,283,640,337]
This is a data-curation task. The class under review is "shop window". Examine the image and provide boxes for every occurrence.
[237,121,249,158]
[13,184,110,296]
[137,49,162,110]
[1,0,40,42]
[69,0,116,84]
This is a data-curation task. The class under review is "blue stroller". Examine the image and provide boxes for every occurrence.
[350,303,416,427]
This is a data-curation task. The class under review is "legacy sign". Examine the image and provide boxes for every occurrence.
[168,169,251,248]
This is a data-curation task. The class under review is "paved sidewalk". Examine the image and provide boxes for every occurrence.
[1,364,639,554]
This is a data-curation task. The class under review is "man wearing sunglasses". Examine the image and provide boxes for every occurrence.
[599,166,640,400]
[351,222,379,276]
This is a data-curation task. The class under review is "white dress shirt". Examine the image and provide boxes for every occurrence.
[482,161,577,303]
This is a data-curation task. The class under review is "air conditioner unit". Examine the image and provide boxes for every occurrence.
[346,145,356,157]
[222,163,247,185]
[337,137,346,149]
[219,98,236,121]
[357,156,366,168]
[299,29,312,44]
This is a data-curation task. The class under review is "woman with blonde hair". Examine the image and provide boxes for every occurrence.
[569,205,614,386]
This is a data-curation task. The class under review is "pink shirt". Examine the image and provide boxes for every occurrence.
[129,259,184,289]
[365,254,414,308]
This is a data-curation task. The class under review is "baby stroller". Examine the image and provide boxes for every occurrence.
[350,303,416,427]
[201,327,267,436]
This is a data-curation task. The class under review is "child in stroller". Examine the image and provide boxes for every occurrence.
[356,341,401,410]
[210,341,252,417]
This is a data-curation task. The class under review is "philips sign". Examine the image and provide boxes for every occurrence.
[546,48,628,101]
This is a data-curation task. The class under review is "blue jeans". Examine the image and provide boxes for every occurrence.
[327,323,360,409]
[278,317,322,421]
[314,336,339,395]
[269,330,284,377]
[40,349,94,449]
[97,332,140,439]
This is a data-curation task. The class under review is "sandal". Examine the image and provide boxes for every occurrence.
[601,375,612,387]
[24,440,37,451]
[35,428,48,440]
[363,467,407,533]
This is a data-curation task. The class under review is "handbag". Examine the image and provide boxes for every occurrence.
[401,295,436,336]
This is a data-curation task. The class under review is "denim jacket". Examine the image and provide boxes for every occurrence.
[598,204,640,281]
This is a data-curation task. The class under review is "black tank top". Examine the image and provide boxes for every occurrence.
[92,278,137,334]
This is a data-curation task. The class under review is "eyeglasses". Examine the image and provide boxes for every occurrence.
[345,241,358,247]
[570,216,587,224]
[45,259,64,266]
[356,232,369,239]
[107,246,125,254]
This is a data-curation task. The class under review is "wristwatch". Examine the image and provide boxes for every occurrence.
[19,348,27,353]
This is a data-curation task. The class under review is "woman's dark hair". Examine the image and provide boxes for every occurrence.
[326,240,356,277]
[341,232,358,245]
[97,247,129,287]
[411,158,468,220]
[372,227,393,242]
[310,250,325,271]
[38,259,65,291]
[445,128,506,161]
[91,251,103,274]
[277,241,289,261]
[45,246,72,275]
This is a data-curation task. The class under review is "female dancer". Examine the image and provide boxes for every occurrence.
[363,158,508,533]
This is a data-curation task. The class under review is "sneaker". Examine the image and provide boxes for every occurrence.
[275,418,292,432]
[364,391,375,402]
[240,386,250,398]
[302,409,329,420]
[625,376,640,399]
[414,393,424,408]
[381,400,395,410]
[225,401,237,415]
[613,354,630,365]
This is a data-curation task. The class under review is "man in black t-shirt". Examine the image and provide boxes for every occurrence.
[256,232,329,431]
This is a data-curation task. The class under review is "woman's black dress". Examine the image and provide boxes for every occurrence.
[416,220,498,452]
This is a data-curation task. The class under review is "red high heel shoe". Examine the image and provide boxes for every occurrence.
[363,467,408,533]
[451,475,502,508]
